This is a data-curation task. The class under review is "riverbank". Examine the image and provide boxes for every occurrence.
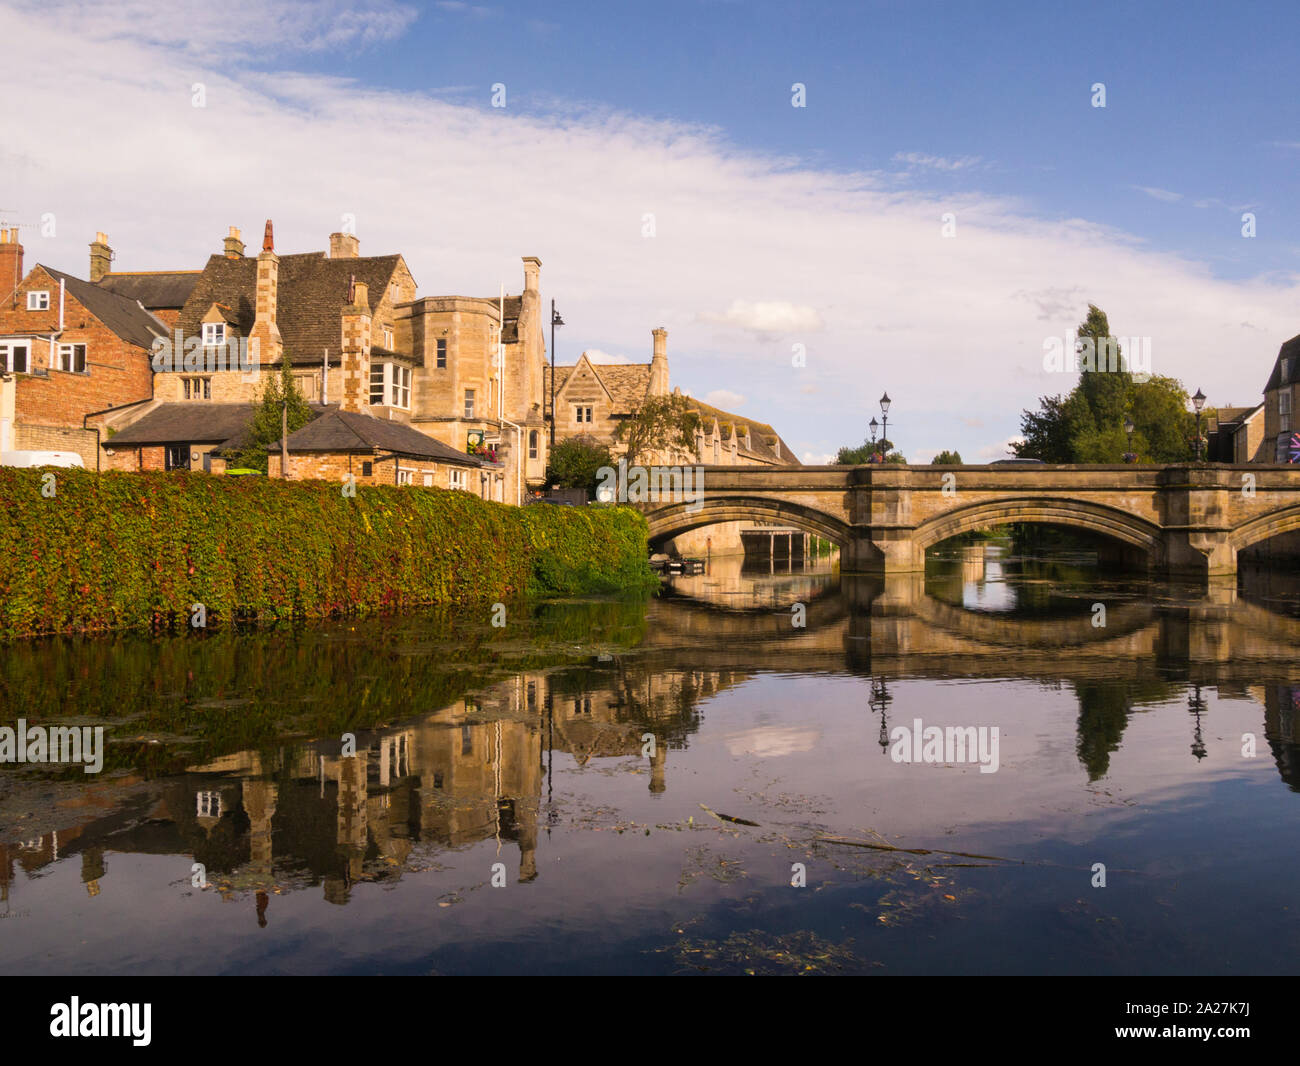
[0,468,657,639]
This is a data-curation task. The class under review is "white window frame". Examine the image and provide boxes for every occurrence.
[27,291,49,311]
[464,389,475,419]
[382,327,393,349]
[0,340,31,373]
[369,363,386,405]
[56,343,87,373]
[396,468,413,486]
[369,363,412,408]
[202,322,225,346]
[449,468,466,491]
[528,430,538,460]
[574,405,592,424]
[423,472,433,487]
[436,338,447,369]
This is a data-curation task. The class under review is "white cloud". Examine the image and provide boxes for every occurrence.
[801,451,836,465]
[582,348,636,364]
[703,389,745,408]
[3,0,1298,466]
[699,300,824,334]
[1132,185,1183,203]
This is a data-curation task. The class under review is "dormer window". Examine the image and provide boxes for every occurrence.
[27,291,49,311]
[202,322,225,346]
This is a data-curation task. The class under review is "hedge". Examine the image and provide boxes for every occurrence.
[0,468,656,639]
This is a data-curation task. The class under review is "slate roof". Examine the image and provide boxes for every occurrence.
[173,252,405,366]
[475,295,521,343]
[1215,404,1262,425]
[274,408,485,466]
[37,265,169,350]
[105,403,258,446]
[1264,334,1300,391]
[97,271,201,310]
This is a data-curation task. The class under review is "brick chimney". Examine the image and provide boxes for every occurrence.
[330,232,359,259]
[0,229,23,306]
[649,327,669,396]
[249,220,283,364]
[223,226,245,258]
[339,279,371,413]
[89,232,112,282]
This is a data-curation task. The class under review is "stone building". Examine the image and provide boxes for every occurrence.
[545,326,800,553]
[1261,332,1300,463]
[95,221,547,502]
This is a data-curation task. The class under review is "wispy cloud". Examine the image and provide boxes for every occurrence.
[893,151,982,172]
[1132,185,1183,203]
[703,389,745,408]
[699,300,824,334]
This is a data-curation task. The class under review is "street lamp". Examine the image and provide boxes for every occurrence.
[549,301,564,448]
[1124,416,1135,462]
[1192,388,1206,461]
[879,392,891,460]
[869,416,879,452]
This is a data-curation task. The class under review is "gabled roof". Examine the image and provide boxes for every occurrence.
[545,359,652,412]
[97,271,201,310]
[36,265,168,349]
[174,252,406,365]
[687,396,799,466]
[1264,333,1300,391]
[275,408,485,466]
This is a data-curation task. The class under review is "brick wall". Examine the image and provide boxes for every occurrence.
[0,266,154,432]
[270,448,483,492]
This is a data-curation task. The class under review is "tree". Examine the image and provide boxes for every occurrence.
[226,360,314,473]
[614,393,700,468]
[836,437,905,464]
[545,434,613,495]
[931,450,963,465]
[1013,304,1197,463]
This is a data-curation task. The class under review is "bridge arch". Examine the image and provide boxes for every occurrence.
[1230,505,1300,554]
[640,494,852,549]
[913,496,1164,559]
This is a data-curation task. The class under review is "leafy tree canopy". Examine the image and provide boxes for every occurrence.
[226,360,314,473]
[545,434,613,495]
[613,393,700,468]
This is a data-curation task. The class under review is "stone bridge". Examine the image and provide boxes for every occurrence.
[637,464,1300,580]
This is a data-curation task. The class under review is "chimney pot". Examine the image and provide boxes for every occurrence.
[223,226,245,259]
[89,233,113,283]
[262,220,274,253]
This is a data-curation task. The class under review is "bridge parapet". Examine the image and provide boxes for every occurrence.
[634,463,1300,583]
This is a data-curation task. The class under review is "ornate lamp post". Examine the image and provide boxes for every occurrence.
[869,416,879,459]
[549,302,564,448]
[879,392,891,461]
[1192,388,1206,461]
[1124,416,1135,463]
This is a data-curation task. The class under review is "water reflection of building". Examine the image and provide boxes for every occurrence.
[0,664,735,917]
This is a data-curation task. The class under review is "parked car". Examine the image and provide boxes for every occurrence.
[0,450,85,468]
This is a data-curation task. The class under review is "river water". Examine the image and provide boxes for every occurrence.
[2,543,1299,975]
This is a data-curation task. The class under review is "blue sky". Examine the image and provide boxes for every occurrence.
[4,0,1299,461]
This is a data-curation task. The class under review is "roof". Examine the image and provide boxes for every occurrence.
[1215,404,1263,424]
[474,295,521,343]
[687,396,799,465]
[545,359,653,412]
[174,252,406,366]
[1265,334,1300,392]
[97,271,201,310]
[105,403,258,446]
[37,265,168,350]
[275,409,485,466]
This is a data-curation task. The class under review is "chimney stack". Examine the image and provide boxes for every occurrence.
[330,232,359,259]
[649,327,669,396]
[89,232,112,282]
[339,280,372,413]
[0,229,23,305]
[522,256,541,293]
[249,219,283,364]
[224,226,245,258]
